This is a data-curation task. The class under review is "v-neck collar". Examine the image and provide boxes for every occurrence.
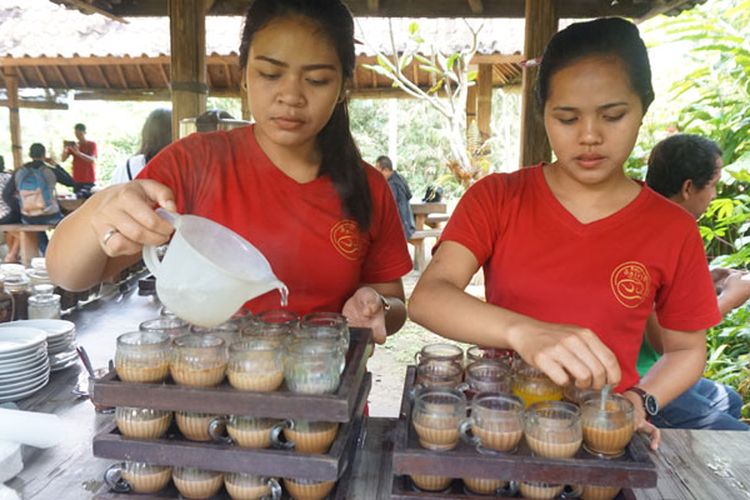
[532,164,648,235]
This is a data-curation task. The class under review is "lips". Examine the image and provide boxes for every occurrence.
[272,116,305,131]
[575,153,605,168]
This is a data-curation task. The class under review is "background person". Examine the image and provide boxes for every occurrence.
[375,155,415,239]
[639,133,749,430]
[61,123,97,199]
[47,0,412,343]
[408,18,722,450]
[110,109,173,185]
[0,155,21,262]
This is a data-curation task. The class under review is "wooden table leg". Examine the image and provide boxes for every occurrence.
[18,232,39,266]
[412,239,425,272]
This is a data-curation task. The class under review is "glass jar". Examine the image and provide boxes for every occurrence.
[114,331,171,383]
[511,360,563,407]
[27,268,52,288]
[284,337,343,394]
[415,359,463,390]
[139,317,189,338]
[115,407,172,440]
[28,284,61,319]
[0,281,14,323]
[524,401,582,459]
[242,309,299,345]
[465,360,512,395]
[297,312,350,352]
[190,321,240,347]
[170,334,228,387]
[415,343,464,369]
[227,338,284,392]
[3,272,30,320]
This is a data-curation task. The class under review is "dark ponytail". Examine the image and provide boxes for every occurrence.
[239,0,372,230]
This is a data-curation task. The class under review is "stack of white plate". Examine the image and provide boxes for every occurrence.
[0,320,77,372]
[0,327,50,403]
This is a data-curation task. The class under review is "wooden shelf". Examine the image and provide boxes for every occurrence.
[91,328,373,422]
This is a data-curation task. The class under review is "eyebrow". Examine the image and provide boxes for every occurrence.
[254,55,337,72]
[552,102,630,112]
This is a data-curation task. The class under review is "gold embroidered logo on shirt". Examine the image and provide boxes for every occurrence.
[330,219,362,261]
[610,261,650,308]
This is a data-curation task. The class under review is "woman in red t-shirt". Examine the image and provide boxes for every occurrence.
[409,18,721,448]
[46,0,412,342]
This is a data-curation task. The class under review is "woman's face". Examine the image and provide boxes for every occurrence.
[245,16,344,154]
[544,55,644,187]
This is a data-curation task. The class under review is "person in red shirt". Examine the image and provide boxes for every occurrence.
[46,0,411,342]
[62,123,97,199]
[409,18,721,449]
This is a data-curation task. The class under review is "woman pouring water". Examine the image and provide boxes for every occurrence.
[46,0,412,342]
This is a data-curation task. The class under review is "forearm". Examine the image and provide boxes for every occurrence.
[75,151,96,164]
[47,192,135,290]
[639,338,706,407]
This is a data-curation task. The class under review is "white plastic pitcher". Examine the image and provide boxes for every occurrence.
[143,209,287,327]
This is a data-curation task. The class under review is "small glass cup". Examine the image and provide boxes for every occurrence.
[227,338,284,392]
[115,407,172,440]
[410,474,452,492]
[209,415,278,449]
[580,484,622,500]
[297,311,350,352]
[415,359,464,390]
[524,401,582,459]
[412,387,466,451]
[114,331,171,383]
[466,345,515,368]
[283,477,336,500]
[175,411,219,442]
[242,309,299,345]
[518,481,564,499]
[581,394,635,458]
[139,317,189,337]
[224,473,282,500]
[27,284,61,319]
[284,337,343,394]
[270,419,339,454]
[415,343,464,368]
[459,392,523,453]
[173,467,223,499]
[190,320,240,347]
[170,334,227,387]
[462,477,510,496]
[563,385,597,407]
[511,360,563,407]
[104,461,172,494]
[464,360,512,396]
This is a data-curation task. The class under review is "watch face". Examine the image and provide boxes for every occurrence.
[644,395,659,416]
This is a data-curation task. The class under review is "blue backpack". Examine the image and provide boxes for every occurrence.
[16,166,57,217]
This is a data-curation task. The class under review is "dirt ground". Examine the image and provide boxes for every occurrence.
[366,269,483,417]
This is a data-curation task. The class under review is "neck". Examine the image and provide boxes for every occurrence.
[384,170,394,179]
[253,127,321,183]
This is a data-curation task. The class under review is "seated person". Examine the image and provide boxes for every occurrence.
[641,133,749,430]
[0,155,21,262]
[2,143,75,255]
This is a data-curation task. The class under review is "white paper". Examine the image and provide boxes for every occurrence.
[0,408,63,448]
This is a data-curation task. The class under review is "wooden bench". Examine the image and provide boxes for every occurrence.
[425,213,450,228]
[0,224,56,266]
[408,228,442,272]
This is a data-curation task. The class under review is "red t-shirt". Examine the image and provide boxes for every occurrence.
[72,140,97,183]
[439,164,721,391]
[139,125,412,315]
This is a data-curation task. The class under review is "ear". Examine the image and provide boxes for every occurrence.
[240,75,248,92]
[679,179,694,200]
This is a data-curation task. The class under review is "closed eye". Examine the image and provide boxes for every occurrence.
[307,78,331,86]
[604,114,626,122]
[557,117,577,125]
[258,71,280,80]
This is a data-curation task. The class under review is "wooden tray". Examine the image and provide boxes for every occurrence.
[92,328,373,422]
[391,366,657,490]
[93,373,370,484]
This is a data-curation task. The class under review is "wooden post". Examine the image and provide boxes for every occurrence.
[519,0,557,168]
[169,0,208,140]
[477,63,493,142]
[240,89,251,121]
[3,67,23,169]
[466,78,477,140]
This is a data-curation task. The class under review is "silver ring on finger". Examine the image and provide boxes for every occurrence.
[102,228,119,246]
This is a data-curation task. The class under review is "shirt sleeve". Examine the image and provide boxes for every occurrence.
[655,225,721,331]
[437,174,504,265]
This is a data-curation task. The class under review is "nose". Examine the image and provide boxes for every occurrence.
[579,117,602,146]
[276,75,305,107]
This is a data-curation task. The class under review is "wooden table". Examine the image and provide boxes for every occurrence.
[408,202,447,272]
[8,286,750,499]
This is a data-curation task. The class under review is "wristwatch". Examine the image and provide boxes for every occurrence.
[625,386,659,418]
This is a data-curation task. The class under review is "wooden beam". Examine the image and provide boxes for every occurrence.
[467,0,484,14]
[366,0,379,13]
[53,65,69,88]
[135,64,149,88]
[634,0,696,22]
[169,0,207,139]
[477,63,492,141]
[519,0,557,168]
[158,64,170,87]
[2,68,23,169]
[72,64,88,87]
[33,66,49,88]
[0,100,68,110]
[94,65,111,89]
[466,80,478,134]
[74,89,172,101]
